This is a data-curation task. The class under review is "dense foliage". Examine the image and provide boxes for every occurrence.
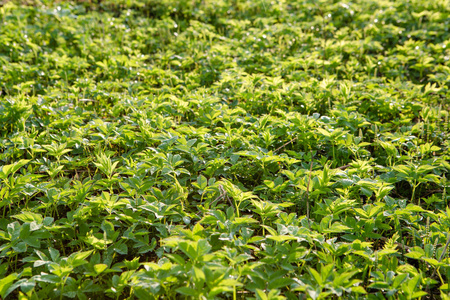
[0,0,449,299]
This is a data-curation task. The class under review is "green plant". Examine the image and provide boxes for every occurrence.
[0,0,449,298]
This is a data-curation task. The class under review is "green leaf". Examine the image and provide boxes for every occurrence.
[49,248,60,262]
[209,286,233,297]
[411,291,428,299]
[113,243,128,255]
[197,175,208,190]
[392,273,408,288]
[0,273,19,298]
[268,277,294,289]
[405,247,425,259]
[197,239,212,257]
[309,268,323,286]
[351,286,367,294]
[34,274,60,284]
[255,289,269,300]
[192,266,205,287]
[267,235,298,242]
[12,212,43,224]
[68,250,93,267]
[23,236,40,248]
[403,274,421,295]
[165,254,186,266]
[93,264,108,275]
[0,160,30,179]
[368,282,390,289]
[176,286,198,297]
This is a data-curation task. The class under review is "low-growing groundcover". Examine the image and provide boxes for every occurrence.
[0,0,449,298]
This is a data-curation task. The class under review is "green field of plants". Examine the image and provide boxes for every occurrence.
[0,0,449,299]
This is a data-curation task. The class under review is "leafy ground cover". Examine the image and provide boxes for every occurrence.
[0,0,449,298]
